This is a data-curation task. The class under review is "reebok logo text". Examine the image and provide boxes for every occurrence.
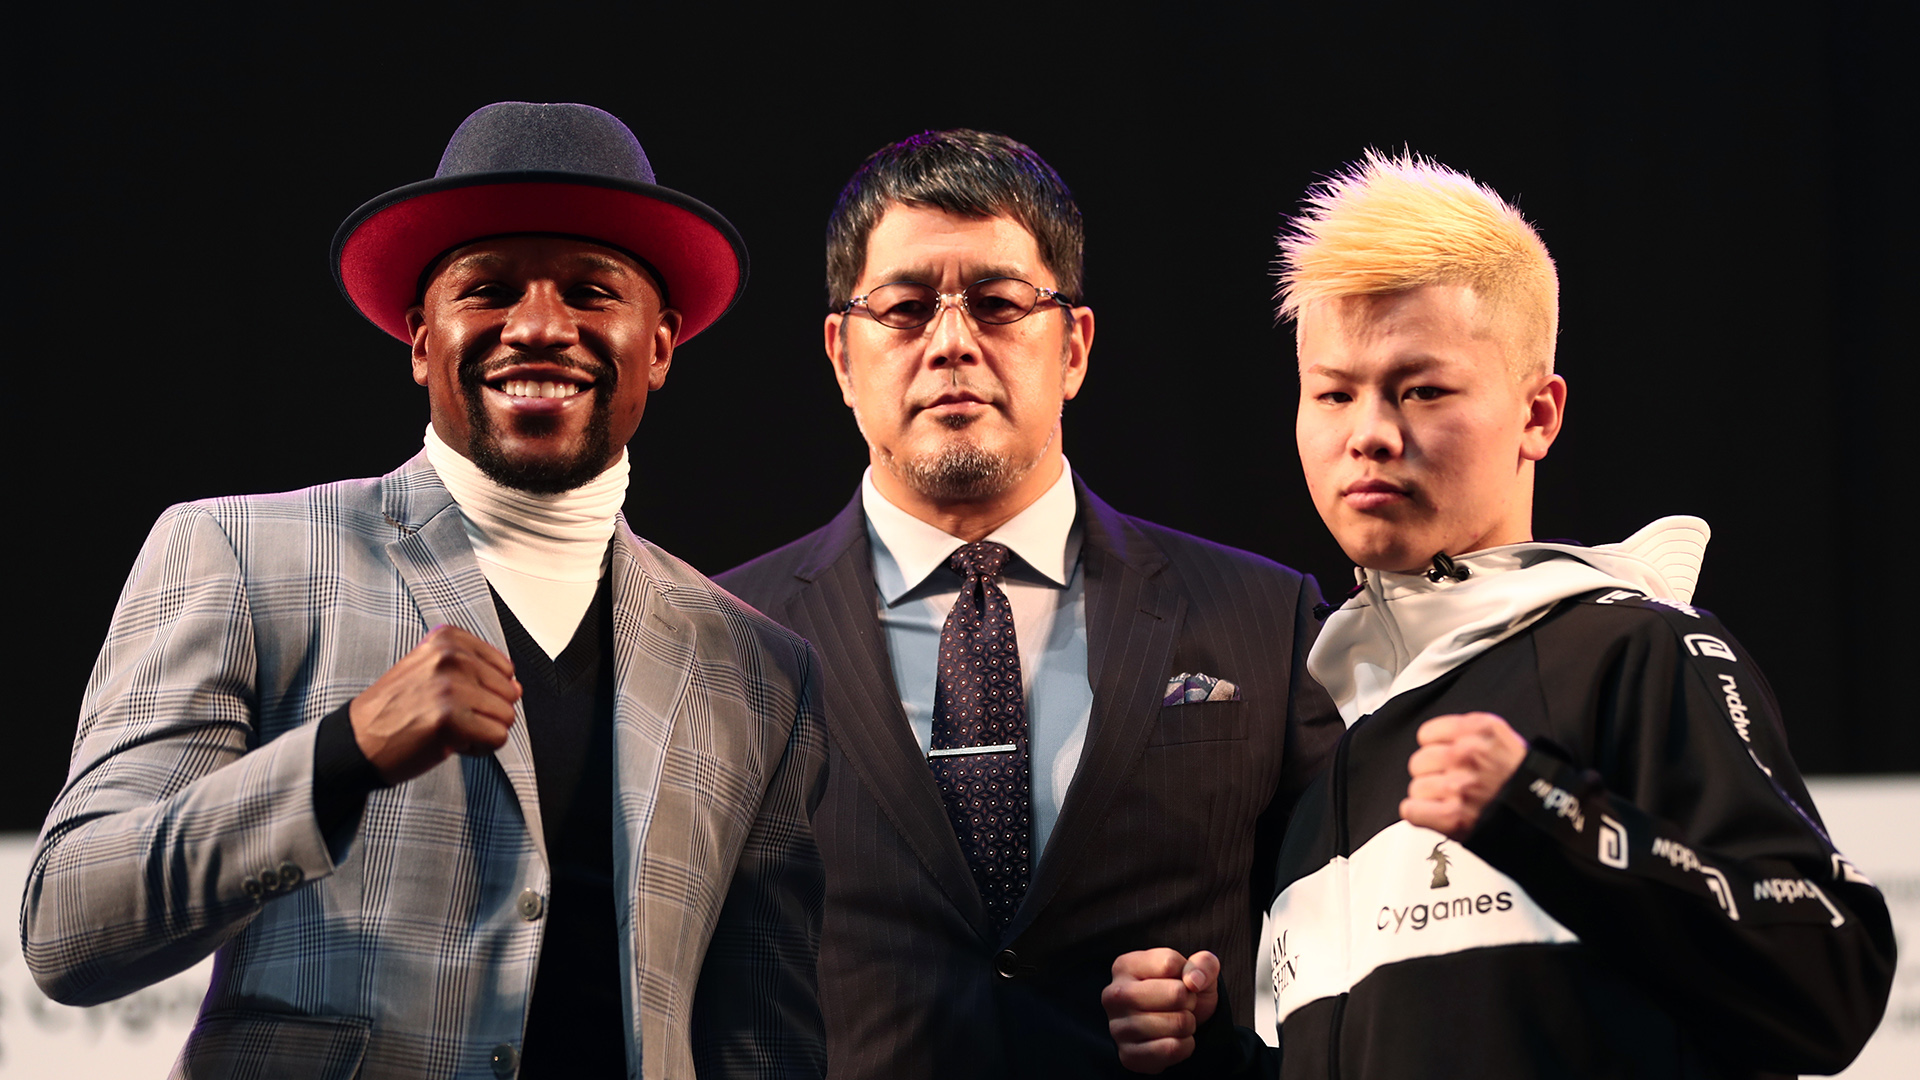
[1718,674,1752,743]
[1528,779,1585,833]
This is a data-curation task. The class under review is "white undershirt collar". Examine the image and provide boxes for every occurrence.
[862,459,1080,604]
[423,425,629,657]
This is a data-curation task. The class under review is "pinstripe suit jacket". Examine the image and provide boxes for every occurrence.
[23,453,827,1079]
[715,478,1342,1079]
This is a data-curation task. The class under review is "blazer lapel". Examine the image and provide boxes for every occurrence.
[605,526,695,883]
[380,454,548,868]
[1012,479,1182,937]
[785,497,991,937]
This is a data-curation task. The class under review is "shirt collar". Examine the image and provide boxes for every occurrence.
[862,459,1081,606]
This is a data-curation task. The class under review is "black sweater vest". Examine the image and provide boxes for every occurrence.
[496,577,627,1076]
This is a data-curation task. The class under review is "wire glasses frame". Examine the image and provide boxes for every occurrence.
[842,277,1076,330]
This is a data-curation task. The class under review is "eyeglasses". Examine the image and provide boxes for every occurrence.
[843,277,1075,330]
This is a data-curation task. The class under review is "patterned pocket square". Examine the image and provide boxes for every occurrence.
[1163,672,1241,706]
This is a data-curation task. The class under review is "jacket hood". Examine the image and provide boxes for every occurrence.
[1308,516,1711,725]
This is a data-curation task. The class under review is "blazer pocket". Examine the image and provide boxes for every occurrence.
[176,1011,372,1080]
[1148,700,1248,746]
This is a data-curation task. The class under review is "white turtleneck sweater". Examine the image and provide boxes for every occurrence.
[1307,516,1712,726]
[423,426,628,658]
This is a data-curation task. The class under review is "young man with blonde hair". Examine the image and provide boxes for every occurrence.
[1103,151,1894,1078]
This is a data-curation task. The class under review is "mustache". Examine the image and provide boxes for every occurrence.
[457,349,617,390]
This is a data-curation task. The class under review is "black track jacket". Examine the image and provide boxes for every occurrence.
[1185,592,1895,1080]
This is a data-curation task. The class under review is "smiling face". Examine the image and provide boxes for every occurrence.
[407,235,680,494]
[1296,283,1565,573]
[824,203,1093,530]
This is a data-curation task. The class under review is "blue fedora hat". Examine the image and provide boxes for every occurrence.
[333,101,747,343]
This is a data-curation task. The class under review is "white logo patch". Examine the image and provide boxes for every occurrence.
[1702,866,1740,921]
[1684,633,1737,661]
[1266,821,1578,1024]
[1833,853,1874,887]
[1598,815,1630,869]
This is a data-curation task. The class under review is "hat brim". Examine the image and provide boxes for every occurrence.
[332,171,747,344]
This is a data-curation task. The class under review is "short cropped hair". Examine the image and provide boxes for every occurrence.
[825,129,1084,311]
[1274,149,1558,377]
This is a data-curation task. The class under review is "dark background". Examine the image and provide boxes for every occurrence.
[9,5,1910,831]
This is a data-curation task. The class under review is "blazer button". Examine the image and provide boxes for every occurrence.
[258,866,281,893]
[242,876,263,899]
[517,889,545,921]
[994,949,1023,979]
[277,862,304,889]
[491,1043,519,1076]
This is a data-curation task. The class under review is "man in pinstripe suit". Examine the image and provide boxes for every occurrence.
[23,103,826,1078]
[715,130,1342,1078]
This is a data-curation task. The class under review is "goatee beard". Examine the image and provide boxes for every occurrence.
[891,439,1031,502]
[459,352,618,495]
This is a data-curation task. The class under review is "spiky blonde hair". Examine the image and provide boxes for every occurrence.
[1275,149,1558,377]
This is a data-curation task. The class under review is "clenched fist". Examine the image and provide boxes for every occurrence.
[1400,711,1527,839]
[349,625,521,784]
[1103,948,1220,1074]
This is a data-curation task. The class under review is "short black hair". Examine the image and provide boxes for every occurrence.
[824,129,1084,310]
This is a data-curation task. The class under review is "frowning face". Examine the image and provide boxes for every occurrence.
[407,235,680,493]
[1296,284,1564,573]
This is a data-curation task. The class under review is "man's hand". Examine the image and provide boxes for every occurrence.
[1401,711,1528,839]
[1103,948,1219,1074]
[348,625,521,784]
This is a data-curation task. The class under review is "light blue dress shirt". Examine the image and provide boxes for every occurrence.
[862,461,1094,870]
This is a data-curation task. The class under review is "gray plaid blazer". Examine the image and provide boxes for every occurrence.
[22,453,827,1079]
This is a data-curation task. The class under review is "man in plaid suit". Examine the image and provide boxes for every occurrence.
[22,102,827,1078]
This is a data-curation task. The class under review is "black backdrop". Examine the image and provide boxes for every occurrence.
[9,5,1910,831]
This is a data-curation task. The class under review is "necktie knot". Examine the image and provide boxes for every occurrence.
[950,540,1011,581]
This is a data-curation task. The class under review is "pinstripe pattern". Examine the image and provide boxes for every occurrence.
[22,452,826,1079]
[715,478,1343,1079]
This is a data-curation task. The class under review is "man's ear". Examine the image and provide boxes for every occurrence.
[406,307,430,385]
[1060,304,1095,401]
[1520,374,1568,461]
[824,313,857,407]
[648,308,683,391]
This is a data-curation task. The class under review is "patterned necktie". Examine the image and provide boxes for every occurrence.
[929,540,1031,930]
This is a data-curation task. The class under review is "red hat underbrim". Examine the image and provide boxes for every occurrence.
[334,175,747,344]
